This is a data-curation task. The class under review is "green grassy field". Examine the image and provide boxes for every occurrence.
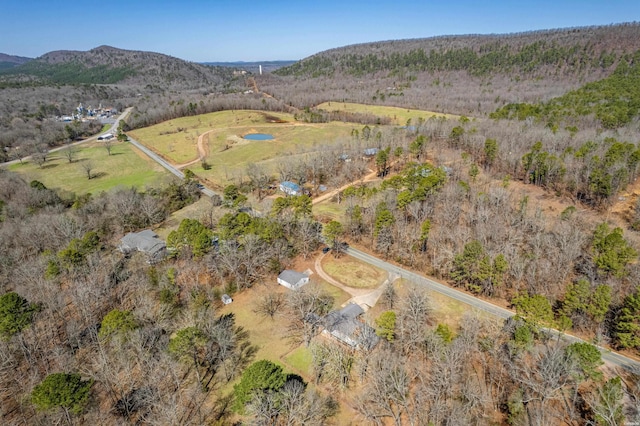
[129,110,360,187]
[315,101,459,125]
[128,110,298,165]
[7,142,169,195]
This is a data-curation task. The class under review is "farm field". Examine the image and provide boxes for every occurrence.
[315,101,459,124]
[7,141,169,195]
[130,110,359,187]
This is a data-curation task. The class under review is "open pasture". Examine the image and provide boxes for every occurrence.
[129,110,358,186]
[315,101,458,125]
[7,141,169,195]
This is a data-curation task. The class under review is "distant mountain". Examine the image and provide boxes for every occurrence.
[276,23,640,78]
[0,45,238,89]
[0,53,32,70]
[202,60,297,73]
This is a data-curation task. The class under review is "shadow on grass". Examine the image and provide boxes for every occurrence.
[90,172,108,179]
[40,163,58,169]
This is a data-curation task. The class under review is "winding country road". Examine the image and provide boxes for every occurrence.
[345,246,640,372]
[120,118,640,373]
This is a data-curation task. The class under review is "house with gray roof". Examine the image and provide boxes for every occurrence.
[322,303,379,350]
[277,270,309,290]
[119,229,166,263]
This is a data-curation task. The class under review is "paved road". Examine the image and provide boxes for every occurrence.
[126,135,218,198]
[118,123,640,372]
[345,246,640,372]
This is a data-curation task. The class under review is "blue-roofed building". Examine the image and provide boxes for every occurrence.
[363,148,380,157]
[279,181,302,196]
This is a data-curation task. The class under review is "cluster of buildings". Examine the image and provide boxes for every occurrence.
[277,268,379,350]
[58,103,117,123]
[117,229,378,351]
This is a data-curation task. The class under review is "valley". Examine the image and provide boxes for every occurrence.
[2,22,640,425]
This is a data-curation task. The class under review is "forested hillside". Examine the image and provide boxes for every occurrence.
[0,53,32,71]
[1,45,236,88]
[266,23,640,117]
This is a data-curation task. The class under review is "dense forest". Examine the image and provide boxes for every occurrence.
[3,22,640,425]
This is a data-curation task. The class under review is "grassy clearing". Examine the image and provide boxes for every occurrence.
[322,256,387,289]
[128,110,302,165]
[100,123,111,133]
[315,101,459,125]
[314,279,352,307]
[219,284,299,366]
[283,346,313,377]
[129,110,357,187]
[7,142,169,195]
[399,278,493,330]
[312,200,345,222]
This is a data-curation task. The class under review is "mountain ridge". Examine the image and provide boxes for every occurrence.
[1,45,238,89]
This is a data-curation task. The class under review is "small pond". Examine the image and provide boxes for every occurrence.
[243,133,274,141]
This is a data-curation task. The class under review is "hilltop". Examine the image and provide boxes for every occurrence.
[266,23,640,117]
[276,23,640,78]
[0,53,32,70]
[0,45,238,89]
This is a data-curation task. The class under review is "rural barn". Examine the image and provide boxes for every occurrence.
[277,270,309,290]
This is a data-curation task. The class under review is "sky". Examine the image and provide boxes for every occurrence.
[2,0,640,62]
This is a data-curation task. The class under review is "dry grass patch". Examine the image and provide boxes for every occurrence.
[321,256,387,289]
[218,283,297,366]
[315,101,459,125]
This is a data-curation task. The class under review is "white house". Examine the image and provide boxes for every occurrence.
[277,270,309,290]
[221,294,233,305]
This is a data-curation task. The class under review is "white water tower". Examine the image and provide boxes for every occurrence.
[259,65,262,75]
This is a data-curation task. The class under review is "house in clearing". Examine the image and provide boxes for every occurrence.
[277,270,309,290]
[322,303,379,350]
[363,147,380,157]
[279,181,302,196]
[118,229,166,263]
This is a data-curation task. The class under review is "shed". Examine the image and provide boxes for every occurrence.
[277,270,309,290]
[363,148,380,157]
[98,133,114,140]
[221,294,233,305]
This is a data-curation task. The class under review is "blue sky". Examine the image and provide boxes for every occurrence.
[2,0,639,62]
